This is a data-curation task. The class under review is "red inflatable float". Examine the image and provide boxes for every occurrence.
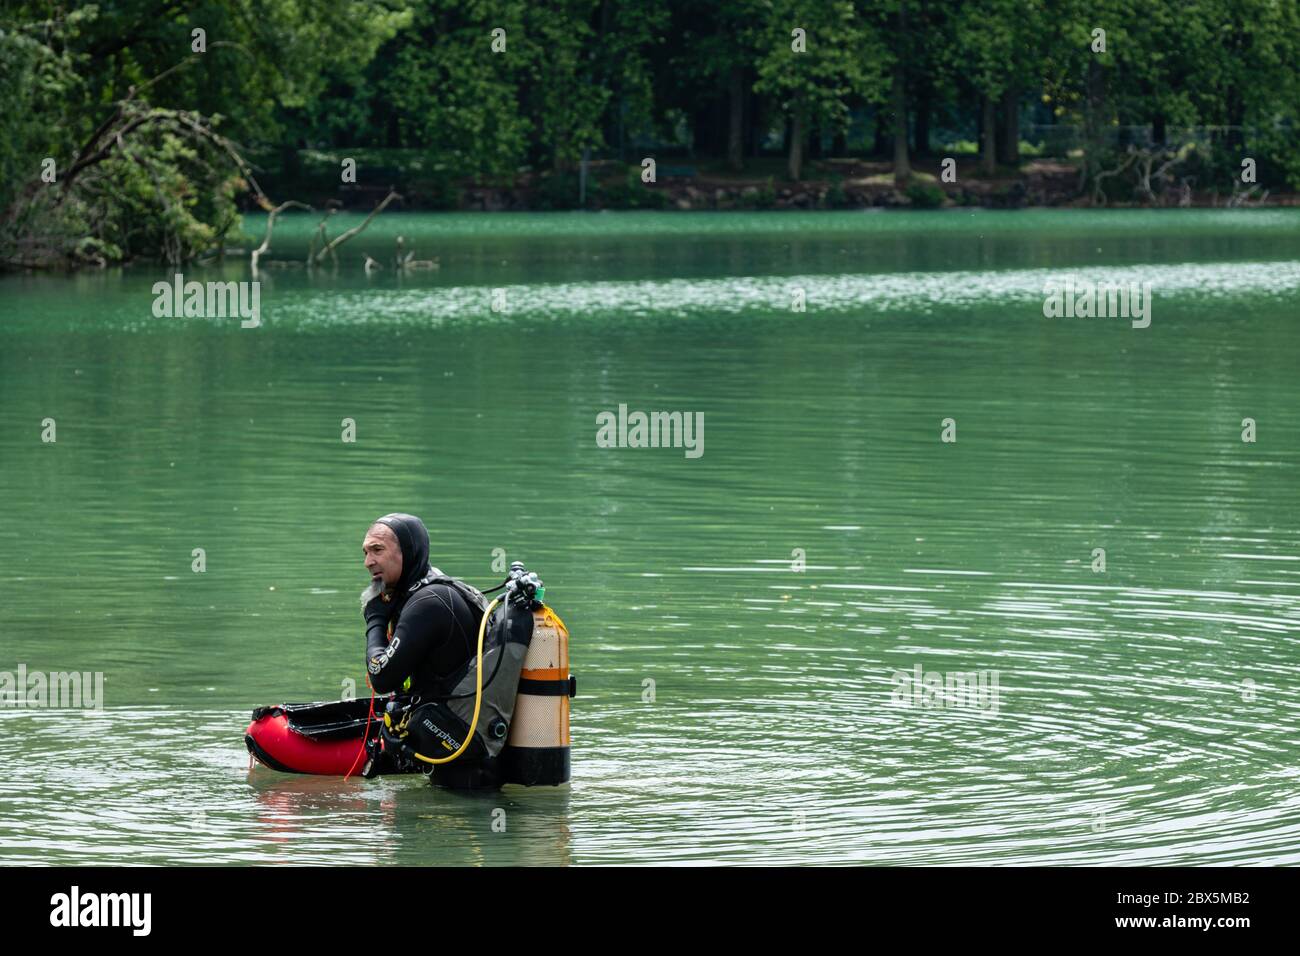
[245,699,382,776]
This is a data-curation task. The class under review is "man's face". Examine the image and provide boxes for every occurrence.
[362,524,403,589]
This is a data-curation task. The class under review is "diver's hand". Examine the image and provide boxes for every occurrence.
[363,590,392,625]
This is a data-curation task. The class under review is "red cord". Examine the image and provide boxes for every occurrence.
[343,674,378,781]
[345,619,393,780]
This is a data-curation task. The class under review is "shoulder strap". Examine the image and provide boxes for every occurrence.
[425,575,488,615]
[410,566,488,615]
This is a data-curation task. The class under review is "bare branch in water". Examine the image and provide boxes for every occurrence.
[251,201,311,273]
[310,191,402,266]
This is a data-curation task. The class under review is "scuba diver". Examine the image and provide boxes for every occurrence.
[244,513,570,787]
[359,512,538,789]
[361,512,486,702]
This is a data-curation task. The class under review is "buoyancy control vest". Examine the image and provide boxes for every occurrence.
[364,564,543,787]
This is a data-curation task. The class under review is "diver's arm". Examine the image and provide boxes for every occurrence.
[365,592,451,694]
[364,594,393,667]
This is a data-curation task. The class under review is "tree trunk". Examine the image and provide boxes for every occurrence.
[997,87,1019,166]
[891,64,910,182]
[618,94,626,161]
[981,94,996,176]
[788,107,804,181]
[727,65,744,171]
[913,87,930,157]
[1152,112,1166,147]
[1083,57,1107,191]
[1226,90,1245,150]
[873,109,887,157]
[690,105,711,159]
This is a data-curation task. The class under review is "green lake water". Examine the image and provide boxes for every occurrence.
[1,209,1298,865]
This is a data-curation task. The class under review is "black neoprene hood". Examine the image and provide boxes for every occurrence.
[374,512,432,593]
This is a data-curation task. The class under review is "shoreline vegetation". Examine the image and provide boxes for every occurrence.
[3,1,1298,271]
[252,151,1297,215]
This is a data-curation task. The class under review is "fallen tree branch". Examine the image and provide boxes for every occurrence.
[308,209,337,265]
[251,200,311,272]
[1227,182,1269,208]
[310,190,400,266]
[57,103,270,215]
[1132,143,1195,205]
[1090,147,1140,206]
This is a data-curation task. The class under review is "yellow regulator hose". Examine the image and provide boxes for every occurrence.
[411,596,499,765]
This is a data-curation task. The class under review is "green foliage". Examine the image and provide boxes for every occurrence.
[752,1,888,134]
[533,171,583,211]
[5,0,1300,266]
[411,165,465,211]
[953,0,1050,102]
[943,139,1044,159]
[379,13,532,181]
[599,167,669,209]
[74,0,411,143]
[823,175,849,208]
[1254,120,1300,192]
[78,127,242,263]
[737,177,777,209]
[368,1,664,179]
[1,1,410,266]
[905,182,946,208]
[0,13,86,214]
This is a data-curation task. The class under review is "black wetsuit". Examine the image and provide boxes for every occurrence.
[364,513,484,699]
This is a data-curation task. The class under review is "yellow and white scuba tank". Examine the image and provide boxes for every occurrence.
[502,605,573,786]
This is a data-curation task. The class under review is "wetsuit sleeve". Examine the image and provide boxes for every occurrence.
[365,608,390,665]
[365,593,452,695]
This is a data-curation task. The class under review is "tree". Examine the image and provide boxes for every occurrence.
[955,0,1048,176]
[672,1,762,171]
[753,0,886,181]
[0,1,408,266]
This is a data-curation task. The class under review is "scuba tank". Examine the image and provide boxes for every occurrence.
[502,603,573,785]
[363,562,573,788]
